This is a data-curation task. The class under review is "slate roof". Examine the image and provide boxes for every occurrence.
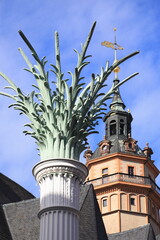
[0,205,12,240]
[156,234,160,240]
[0,173,35,204]
[108,224,156,240]
[3,199,39,240]
[0,173,35,240]
[91,138,145,160]
[79,184,108,240]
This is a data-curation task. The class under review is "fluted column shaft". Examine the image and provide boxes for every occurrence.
[33,158,88,240]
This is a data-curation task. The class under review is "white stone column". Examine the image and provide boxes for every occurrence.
[33,158,88,240]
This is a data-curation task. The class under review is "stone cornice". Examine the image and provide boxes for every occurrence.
[102,209,148,217]
[95,183,151,195]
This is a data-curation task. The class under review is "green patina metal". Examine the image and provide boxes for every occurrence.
[0,22,139,161]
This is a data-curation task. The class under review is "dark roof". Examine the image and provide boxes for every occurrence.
[91,138,145,160]
[3,199,39,240]
[0,205,12,240]
[0,173,35,240]
[109,83,126,112]
[0,173,35,204]
[79,184,108,240]
[2,183,108,240]
[156,234,160,240]
[108,224,156,240]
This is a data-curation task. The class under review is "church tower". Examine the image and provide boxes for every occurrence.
[85,30,160,236]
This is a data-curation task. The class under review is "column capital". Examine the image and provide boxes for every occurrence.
[33,158,88,184]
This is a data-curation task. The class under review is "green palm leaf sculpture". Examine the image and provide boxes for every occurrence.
[0,22,139,161]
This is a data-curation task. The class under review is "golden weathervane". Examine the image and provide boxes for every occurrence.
[101,28,124,74]
[101,28,124,50]
[101,40,124,50]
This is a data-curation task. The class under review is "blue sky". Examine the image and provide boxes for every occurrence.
[0,0,160,196]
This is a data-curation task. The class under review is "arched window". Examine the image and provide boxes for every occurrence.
[110,120,116,136]
[101,197,108,214]
[102,198,108,207]
[120,119,124,135]
[130,194,137,212]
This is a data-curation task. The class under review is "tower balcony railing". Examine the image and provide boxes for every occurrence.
[86,173,160,194]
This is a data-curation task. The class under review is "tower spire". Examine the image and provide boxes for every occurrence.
[113,27,121,79]
[102,28,125,111]
[102,28,133,141]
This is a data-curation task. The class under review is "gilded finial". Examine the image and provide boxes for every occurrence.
[101,28,123,77]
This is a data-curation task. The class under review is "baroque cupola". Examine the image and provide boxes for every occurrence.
[85,28,160,236]
[103,33,133,144]
[104,78,133,141]
[89,27,143,157]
